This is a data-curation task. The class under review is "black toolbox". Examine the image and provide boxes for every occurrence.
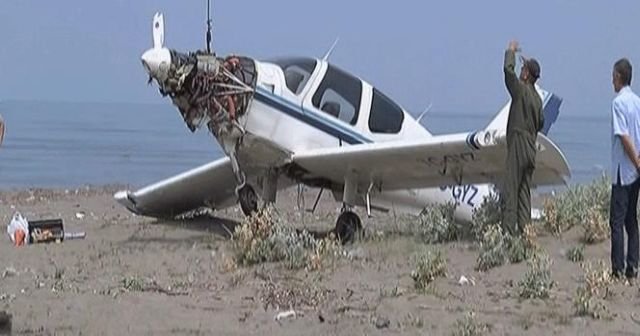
[28,218,64,244]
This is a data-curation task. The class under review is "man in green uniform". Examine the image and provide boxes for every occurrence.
[501,40,544,236]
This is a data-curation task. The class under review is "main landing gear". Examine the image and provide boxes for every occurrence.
[235,166,366,245]
[334,210,363,244]
[332,171,366,244]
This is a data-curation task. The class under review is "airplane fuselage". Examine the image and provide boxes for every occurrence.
[129,11,566,233]
[228,57,493,223]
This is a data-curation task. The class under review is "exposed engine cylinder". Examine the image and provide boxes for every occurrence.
[157,50,258,137]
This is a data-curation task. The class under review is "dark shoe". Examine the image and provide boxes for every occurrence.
[625,268,638,280]
[612,270,624,280]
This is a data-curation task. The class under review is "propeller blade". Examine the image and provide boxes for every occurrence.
[152,12,165,49]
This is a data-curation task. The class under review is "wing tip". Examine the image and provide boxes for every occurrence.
[114,190,141,215]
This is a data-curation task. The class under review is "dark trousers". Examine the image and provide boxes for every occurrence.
[610,173,640,276]
[502,135,535,236]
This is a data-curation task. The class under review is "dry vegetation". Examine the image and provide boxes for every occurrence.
[410,249,447,291]
[472,193,539,272]
[231,206,342,271]
[228,177,613,311]
[542,175,610,241]
[412,203,460,243]
[2,175,635,335]
[573,260,614,320]
[469,190,502,241]
[404,176,618,324]
[403,189,540,274]
[517,251,554,299]
[228,177,614,294]
[566,245,585,263]
[451,311,488,336]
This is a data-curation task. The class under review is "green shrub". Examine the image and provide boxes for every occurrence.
[451,312,487,336]
[411,249,447,291]
[231,206,342,270]
[543,175,610,237]
[573,261,613,319]
[414,202,460,244]
[470,191,502,241]
[517,251,554,299]
[566,245,585,262]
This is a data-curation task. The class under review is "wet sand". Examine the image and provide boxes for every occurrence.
[0,185,638,335]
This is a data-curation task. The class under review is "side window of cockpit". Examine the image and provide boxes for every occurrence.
[271,58,317,95]
[369,88,404,133]
[284,65,310,95]
[312,65,362,125]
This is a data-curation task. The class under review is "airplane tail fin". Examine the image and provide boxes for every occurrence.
[484,84,563,136]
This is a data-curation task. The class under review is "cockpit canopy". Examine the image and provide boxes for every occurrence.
[268,57,405,135]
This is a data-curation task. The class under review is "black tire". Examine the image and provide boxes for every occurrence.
[238,184,258,216]
[335,211,363,244]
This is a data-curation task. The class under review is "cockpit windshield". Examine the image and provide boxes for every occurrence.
[267,57,317,95]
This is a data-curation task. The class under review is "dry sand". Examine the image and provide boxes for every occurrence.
[1,185,639,335]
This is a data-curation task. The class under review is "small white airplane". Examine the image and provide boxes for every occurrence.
[115,10,570,242]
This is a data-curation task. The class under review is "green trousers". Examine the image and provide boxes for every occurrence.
[501,134,536,236]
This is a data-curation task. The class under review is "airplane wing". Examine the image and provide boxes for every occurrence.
[114,157,241,218]
[291,130,570,192]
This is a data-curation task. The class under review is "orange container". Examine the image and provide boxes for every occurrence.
[14,229,25,246]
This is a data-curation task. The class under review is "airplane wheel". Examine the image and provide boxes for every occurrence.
[238,184,258,216]
[335,211,363,244]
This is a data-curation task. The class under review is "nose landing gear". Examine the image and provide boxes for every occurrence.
[237,184,258,216]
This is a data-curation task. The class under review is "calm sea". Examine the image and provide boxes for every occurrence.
[0,100,608,190]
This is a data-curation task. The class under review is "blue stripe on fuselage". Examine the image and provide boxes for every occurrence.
[253,87,372,145]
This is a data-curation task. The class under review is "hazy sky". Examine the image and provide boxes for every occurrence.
[1,0,638,118]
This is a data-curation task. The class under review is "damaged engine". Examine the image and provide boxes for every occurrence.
[155,50,258,138]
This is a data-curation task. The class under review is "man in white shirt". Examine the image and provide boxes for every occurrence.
[610,58,640,280]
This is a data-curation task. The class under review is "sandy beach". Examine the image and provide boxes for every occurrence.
[0,185,637,335]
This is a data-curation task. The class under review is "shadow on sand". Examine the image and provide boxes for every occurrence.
[126,214,335,244]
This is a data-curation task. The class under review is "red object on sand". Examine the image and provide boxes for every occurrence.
[14,229,25,247]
